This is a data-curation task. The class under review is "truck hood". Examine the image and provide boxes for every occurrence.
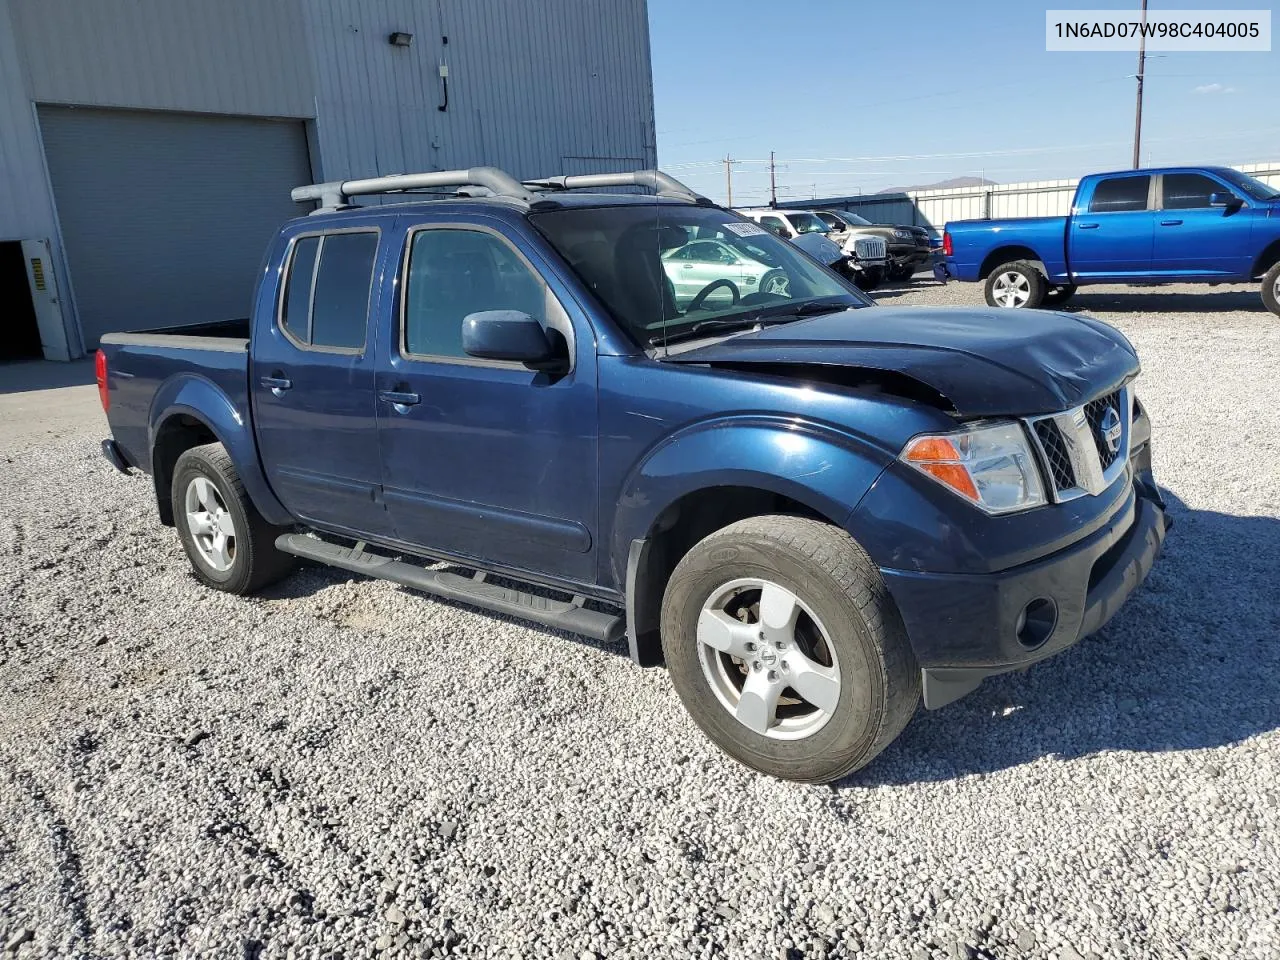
[660,305,1140,417]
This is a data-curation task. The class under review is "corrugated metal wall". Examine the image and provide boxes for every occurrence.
[784,164,1280,236]
[0,0,656,357]
[303,0,656,184]
[9,0,315,118]
[0,0,60,241]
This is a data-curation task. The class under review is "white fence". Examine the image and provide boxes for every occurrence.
[782,162,1280,237]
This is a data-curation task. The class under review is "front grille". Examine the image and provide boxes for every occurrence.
[1026,386,1130,502]
[1033,420,1076,490]
[1083,390,1123,470]
[853,237,887,260]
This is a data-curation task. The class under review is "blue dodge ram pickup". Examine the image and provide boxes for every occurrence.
[942,166,1280,315]
[98,166,1166,783]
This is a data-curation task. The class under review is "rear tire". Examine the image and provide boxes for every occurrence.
[660,515,920,783]
[1262,262,1280,317]
[172,442,294,595]
[984,260,1046,309]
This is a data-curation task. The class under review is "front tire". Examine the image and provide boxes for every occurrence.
[172,442,294,594]
[660,515,920,783]
[1262,262,1280,317]
[984,260,1046,309]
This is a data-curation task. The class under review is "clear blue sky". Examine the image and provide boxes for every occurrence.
[647,0,1279,205]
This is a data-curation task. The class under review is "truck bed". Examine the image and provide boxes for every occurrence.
[98,327,250,474]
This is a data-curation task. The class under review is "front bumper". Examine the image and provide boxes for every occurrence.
[881,481,1167,708]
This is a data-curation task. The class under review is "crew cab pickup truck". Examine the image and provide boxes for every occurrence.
[98,166,1167,783]
[942,166,1280,315]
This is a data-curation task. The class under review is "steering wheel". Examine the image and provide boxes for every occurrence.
[688,279,740,312]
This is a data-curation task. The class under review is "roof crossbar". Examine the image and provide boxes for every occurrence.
[522,170,707,203]
[291,166,538,210]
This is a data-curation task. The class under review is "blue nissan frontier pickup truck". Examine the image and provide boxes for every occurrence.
[98,166,1167,783]
[941,166,1280,315]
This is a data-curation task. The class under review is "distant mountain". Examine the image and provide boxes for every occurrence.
[877,176,997,195]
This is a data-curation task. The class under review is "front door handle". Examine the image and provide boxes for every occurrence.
[1160,219,1183,226]
[379,390,421,412]
[260,375,292,398]
[1076,222,1100,229]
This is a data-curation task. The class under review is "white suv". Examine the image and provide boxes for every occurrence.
[736,208,888,290]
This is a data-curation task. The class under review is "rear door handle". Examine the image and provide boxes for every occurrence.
[260,375,292,397]
[1160,219,1183,226]
[1076,223,1100,229]
[379,390,421,410]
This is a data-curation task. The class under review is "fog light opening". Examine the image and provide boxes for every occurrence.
[1016,598,1057,649]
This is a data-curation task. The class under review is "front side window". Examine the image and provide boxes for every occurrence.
[530,204,870,346]
[403,227,546,360]
[1088,176,1150,213]
[1162,173,1228,210]
[280,231,377,350]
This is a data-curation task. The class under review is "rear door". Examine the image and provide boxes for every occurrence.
[1151,172,1254,277]
[374,215,599,583]
[252,222,395,537]
[1068,174,1155,279]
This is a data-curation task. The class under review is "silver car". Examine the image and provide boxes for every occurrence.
[661,239,791,306]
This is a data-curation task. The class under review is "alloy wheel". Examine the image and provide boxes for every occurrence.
[695,578,842,740]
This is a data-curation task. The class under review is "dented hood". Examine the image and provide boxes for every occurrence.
[661,305,1140,416]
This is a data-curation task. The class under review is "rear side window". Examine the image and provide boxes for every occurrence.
[280,231,378,351]
[1162,173,1225,210]
[402,228,546,360]
[1088,176,1150,213]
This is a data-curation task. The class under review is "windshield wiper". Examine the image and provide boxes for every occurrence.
[648,298,859,346]
[649,315,797,346]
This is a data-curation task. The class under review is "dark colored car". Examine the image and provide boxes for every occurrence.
[96,166,1166,784]
[818,209,932,281]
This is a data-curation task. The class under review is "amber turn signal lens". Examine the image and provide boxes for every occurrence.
[903,437,980,501]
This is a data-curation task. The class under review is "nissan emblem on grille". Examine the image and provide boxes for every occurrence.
[1100,406,1122,455]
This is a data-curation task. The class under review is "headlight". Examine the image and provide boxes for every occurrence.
[893,229,910,239]
[901,421,1046,514]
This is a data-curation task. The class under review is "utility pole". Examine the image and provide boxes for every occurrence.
[1132,0,1148,168]
[723,155,734,207]
[769,151,778,207]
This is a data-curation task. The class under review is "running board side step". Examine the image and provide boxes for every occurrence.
[275,533,626,644]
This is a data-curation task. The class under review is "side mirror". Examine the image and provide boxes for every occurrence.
[1209,192,1241,208]
[780,229,794,239]
[462,310,557,366]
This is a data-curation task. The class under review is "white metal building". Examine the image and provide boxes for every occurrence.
[0,0,656,361]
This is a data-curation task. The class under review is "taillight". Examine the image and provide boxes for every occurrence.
[942,231,953,257]
[95,349,109,412]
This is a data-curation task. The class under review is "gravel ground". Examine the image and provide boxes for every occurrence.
[1,281,1278,960]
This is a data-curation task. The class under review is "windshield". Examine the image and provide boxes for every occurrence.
[529,204,870,346]
[830,210,872,226]
[1215,168,1280,202]
[789,212,831,234]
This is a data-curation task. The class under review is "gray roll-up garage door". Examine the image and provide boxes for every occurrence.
[38,106,312,349]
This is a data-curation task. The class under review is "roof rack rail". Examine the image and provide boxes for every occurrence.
[291,166,537,212]
[523,170,709,203]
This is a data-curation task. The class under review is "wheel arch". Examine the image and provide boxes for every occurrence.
[148,375,290,527]
[979,246,1046,280]
[613,422,892,667]
[1251,237,1280,279]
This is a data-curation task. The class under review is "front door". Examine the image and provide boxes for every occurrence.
[1151,172,1254,278]
[1069,173,1155,279]
[375,217,599,584]
[251,224,395,537]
